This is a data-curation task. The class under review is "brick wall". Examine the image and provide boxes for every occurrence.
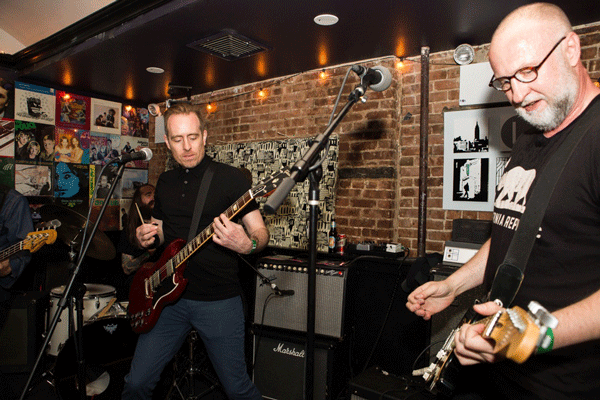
[147,22,600,254]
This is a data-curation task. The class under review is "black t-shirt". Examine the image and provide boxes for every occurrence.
[481,96,600,398]
[152,156,257,301]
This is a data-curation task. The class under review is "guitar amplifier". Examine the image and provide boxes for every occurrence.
[253,255,350,338]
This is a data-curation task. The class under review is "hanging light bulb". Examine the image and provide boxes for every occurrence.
[257,88,267,99]
[319,69,328,80]
[395,57,405,69]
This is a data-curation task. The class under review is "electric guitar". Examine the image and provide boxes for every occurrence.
[415,301,558,396]
[128,168,291,333]
[0,223,59,262]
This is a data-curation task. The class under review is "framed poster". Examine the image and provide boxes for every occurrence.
[0,120,14,157]
[14,82,55,124]
[443,106,531,211]
[55,91,91,130]
[91,98,121,134]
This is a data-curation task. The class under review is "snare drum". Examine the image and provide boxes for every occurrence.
[47,284,116,356]
[53,316,138,399]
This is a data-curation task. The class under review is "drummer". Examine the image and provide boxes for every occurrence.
[0,185,34,397]
[115,184,156,299]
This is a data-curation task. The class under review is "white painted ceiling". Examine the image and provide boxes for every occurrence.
[0,0,114,54]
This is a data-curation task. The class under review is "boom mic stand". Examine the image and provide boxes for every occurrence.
[263,83,365,399]
[20,162,126,400]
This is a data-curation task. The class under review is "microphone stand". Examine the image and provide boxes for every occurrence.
[264,85,364,399]
[19,162,126,400]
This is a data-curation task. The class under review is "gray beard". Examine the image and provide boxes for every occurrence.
[516,93,574,132]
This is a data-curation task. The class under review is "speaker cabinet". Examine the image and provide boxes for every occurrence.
[0,291,48,373]
[253,256,349,338]
[346,257,428,376]
[451,219,492,244]
[251,328,347,400]
[428,265,485,364]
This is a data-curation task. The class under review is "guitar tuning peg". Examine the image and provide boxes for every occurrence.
[527,301,558,329]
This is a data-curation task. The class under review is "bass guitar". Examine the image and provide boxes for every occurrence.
[128,168,291,333]
[1,223,59,261]
[415,300,558,396]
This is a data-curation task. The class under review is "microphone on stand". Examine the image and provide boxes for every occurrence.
[351,65,393,92]
[107,148,153,164]
[266,279,295,297]
[275,289,295,297]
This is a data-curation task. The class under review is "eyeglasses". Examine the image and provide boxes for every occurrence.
[489,36,566,92]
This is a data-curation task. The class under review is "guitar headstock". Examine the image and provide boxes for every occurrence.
[23,220,60,253]
[251,168,292,198]
[483,303,555,364]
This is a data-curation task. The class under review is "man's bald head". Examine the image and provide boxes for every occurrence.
[492,3,572,45]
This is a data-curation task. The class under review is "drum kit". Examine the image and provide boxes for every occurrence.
[21,205,221,400]
[23,205,134,399]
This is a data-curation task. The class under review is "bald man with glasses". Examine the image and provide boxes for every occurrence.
[407,3,600,399]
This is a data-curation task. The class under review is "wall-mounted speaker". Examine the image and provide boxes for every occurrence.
[0,291,48,373]
[253,256,349,338]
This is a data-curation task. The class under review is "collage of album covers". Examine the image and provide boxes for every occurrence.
[443,106,531,212]
[196,135,340,252]
[1,79,150,230]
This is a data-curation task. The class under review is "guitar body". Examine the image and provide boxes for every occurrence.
[127,168,291,334]
[128,239,188,334]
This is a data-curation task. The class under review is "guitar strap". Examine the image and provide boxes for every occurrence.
[488,98,600,307]
[188,161,216,242]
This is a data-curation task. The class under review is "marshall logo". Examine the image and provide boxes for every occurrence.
[273,343,305,358]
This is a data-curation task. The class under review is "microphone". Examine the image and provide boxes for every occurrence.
[275,289,295,297]
[108,148,153,164]
[351,65,393,92]
[267,280,295,297]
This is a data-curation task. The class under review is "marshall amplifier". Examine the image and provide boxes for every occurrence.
[251,327,348,400]
[253,255,350,338]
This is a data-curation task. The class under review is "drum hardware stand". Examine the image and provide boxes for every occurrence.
[165,330,221,400]
[19,162,127,400]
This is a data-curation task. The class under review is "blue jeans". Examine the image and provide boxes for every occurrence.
[122,296,261,400]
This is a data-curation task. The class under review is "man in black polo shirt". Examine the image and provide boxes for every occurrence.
[122,103,269,400]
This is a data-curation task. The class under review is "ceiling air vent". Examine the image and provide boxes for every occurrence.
[187,29,270,61]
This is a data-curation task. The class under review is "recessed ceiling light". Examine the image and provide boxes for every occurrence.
[314,14,339,26]
[146,66,165,74]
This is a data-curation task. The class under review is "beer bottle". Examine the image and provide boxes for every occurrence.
[328,219,338,253]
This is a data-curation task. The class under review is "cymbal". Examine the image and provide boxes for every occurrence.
[38,204,116,260]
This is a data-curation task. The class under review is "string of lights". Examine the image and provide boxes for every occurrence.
[185,53,464,114]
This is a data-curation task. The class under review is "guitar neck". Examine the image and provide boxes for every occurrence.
[0,240,25,262]
[168,189,255,270]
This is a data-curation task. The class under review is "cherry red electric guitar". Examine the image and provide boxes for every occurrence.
[128,168,290,333]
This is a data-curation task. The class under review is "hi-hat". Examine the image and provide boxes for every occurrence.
[38,204,116,260]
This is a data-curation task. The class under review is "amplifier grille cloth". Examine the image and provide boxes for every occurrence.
[253,267,347,338]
